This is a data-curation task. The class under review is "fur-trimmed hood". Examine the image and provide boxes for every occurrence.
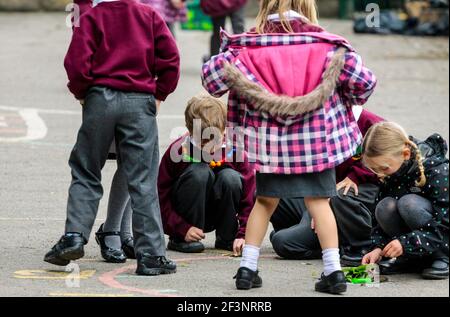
[223,47,347,117]
[218,26,352,117]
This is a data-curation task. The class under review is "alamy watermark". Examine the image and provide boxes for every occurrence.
[65,263,81,288]
[365,3,381,28]
[65,3,81,29]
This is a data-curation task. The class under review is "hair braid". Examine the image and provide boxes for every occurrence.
[407,139,427,187]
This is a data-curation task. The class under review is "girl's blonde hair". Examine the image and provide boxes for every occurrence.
[255,0,318,34]
[362,122,427,187]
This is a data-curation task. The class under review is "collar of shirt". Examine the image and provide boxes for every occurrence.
[267,10,309,22]
[352,106,363,122]
[92,0,119,7]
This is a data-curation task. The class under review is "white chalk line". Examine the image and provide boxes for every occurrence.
[0,115,6,127]
[0,107,48,143]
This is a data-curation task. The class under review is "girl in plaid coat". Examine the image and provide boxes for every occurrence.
[202,0,377,294]
[140,0,187,35]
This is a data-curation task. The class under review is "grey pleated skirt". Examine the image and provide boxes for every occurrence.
[256,169,337,198]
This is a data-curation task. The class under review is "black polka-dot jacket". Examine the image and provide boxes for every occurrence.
[371,133,449,258]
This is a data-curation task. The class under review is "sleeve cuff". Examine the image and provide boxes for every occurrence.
[155,90,169,101]
[347,173,360,185]
[176,223,191,240]
[236,228,246,239]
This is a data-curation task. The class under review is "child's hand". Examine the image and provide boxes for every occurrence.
[170,0,185,9]
[362,248,383,264]
[337,177,359,196]
[233,238,245,256]
[185,226,205,242]
[382,239,404,258]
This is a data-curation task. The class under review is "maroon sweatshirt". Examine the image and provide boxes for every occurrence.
[158,136,256,240]
[64,0,180,101]
[335,109,385,185]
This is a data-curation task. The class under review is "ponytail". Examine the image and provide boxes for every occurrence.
[407,139,427,187]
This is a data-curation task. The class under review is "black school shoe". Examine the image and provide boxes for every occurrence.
[136,253,177,276]
[44,234,85,266]
[378,257,424,275]
[315,271,347,295]
[422,258,449,280]
[122,237,136,259]
[234,267,263,290]
[167,238,205,253]
[95,224,127,263]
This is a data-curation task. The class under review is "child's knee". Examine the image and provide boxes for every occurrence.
[375,197,398,225]
[271,232,290,257]
[271,231,315,260]
[397,194,430,214]
[216,169,242,192]
[304,196,329,209]
[256,196,279,211]
[398,194,433,228]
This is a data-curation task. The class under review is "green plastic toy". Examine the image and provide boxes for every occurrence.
[181,0,213,31]
[342,264,378,285]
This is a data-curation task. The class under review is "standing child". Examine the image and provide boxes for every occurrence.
[361,122,449,280]
[69,0,132,264]
[141,0,187,35]
[158,95,255,255]
[200,0,247,58]
[202,0,377,294]
[270,108,384,265]
[44,0,180,276]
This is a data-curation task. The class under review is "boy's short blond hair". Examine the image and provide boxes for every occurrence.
[185,95,227,135]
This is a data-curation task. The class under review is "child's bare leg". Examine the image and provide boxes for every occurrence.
[304,197,338,249]
[245,196,280,246]
[240,196,279,271]
[304,197,341,276]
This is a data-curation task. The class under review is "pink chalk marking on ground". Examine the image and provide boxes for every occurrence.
[99,264,177,297]
[99,254,274,297]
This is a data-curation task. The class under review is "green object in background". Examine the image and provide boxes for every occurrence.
[339,0,355,19]
[181,0,213,31]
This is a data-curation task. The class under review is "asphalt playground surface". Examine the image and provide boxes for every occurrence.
[0,13,449,297]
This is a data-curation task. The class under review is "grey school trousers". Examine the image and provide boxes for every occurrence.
[65,86,166,257]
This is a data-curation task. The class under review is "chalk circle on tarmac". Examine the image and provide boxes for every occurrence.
[0,105,48,143]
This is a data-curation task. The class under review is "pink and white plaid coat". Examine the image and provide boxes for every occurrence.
[140,0,187,23]
[202,22,377,175]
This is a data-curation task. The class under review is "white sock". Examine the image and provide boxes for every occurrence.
[322,248,342,276]
[240,245,260,272]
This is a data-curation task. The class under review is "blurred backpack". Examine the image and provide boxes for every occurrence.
[181,0,213,31]
[200,0,247,18]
